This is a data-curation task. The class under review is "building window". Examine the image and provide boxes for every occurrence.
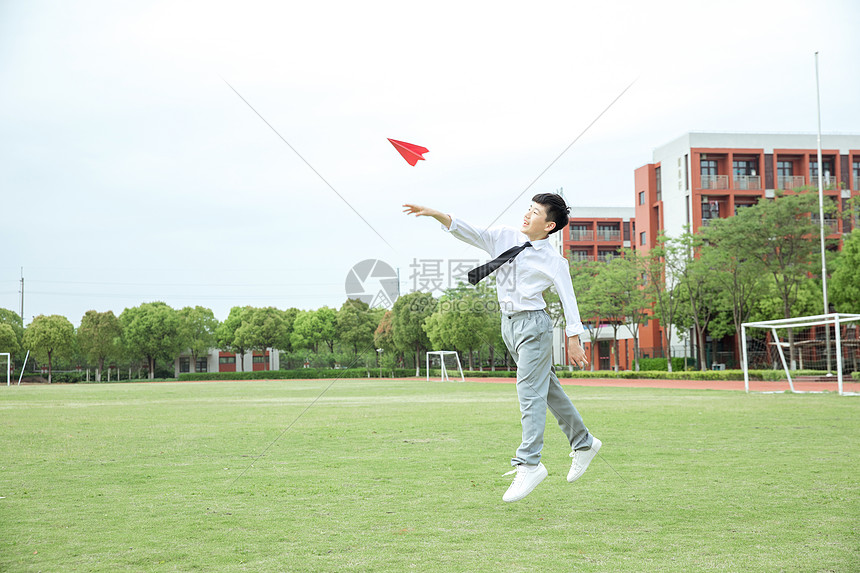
[684,154,689,190]
[569,224,590,241]
[685,195,691,226]
[597,250,619,263]
[196,358,208,372]
[219,356,236,365]
[854,161,860,190]
[701,159,718,176]
[810,158,834,178]
[639,191,645,205]
[179,357,190,373]
[702,200,720,222]
[596,224,620,241]
[655,166,662,200]
[733,159,756,177]
[734,201,756,215]
[570,249,590,262]
[253,355,269,364]
[640,231,646,246]
[777,160,793,177]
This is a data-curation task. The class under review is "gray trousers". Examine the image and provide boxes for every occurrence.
[501,309,593,466]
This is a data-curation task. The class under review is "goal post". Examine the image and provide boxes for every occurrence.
[741,313,860,396]
[425,351,465,382]
[1,353,10,387]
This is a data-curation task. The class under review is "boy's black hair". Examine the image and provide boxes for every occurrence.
[531,193,570,235]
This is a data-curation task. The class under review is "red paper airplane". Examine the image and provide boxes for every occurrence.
[388,138,429,166]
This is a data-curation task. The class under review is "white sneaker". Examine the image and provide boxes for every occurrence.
[502,462,548,502]
[567,437,601,483]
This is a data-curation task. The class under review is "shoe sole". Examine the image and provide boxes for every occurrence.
[567,438,601,483]
[503,466,548,503]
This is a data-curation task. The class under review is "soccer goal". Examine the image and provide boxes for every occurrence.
[425,351,465,382]
[1,353,10,387]
[741,313,860,396]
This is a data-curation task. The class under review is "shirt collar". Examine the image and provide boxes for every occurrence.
[521,234,550,250]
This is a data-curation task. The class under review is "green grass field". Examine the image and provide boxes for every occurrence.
[1,380,857,572]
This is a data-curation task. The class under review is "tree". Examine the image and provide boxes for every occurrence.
[668,230,721,370]
[23,314,75,383]
[374,310,400,367]
[392,291,435,374]
[701,215,769,364]
[600,249,651,371]
[422,284,494,370]
[0,324,21,357]
[176,306,218,374]
[740,192,825,366]
[0,308,24,363]
[120,302,182,379]
[291,310,323,354]
[77,310,122,382]
[337,299,377,358]
[316,307,338,353]
[217,306,253,371]
[280,308,300,353]
[236,307,288,369]
[830,229,860,313]
[569,260,607,371]
[642,233,683,371]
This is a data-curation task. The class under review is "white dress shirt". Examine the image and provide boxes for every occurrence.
[443,216,586,337]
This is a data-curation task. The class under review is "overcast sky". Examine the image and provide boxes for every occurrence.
[2,0,859,326]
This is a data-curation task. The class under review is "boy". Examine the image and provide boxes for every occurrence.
[403,194,600,502]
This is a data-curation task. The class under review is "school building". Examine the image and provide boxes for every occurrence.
[634,132,860,367]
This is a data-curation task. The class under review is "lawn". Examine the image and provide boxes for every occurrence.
[0,380,857,572]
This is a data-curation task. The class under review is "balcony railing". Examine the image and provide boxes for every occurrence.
[777,175,805,189]
[734,175,761,190]
[810,175,840,190]
[700,218,718,227]
[569,230,593,241]
[597,252,618,263]
[596,230,622,241]
[569,253,594,262]
[701,174,729,190]
[811,217,839,234]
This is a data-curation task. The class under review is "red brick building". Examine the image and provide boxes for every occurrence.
[635,132,860,366]
[562,207,638,370]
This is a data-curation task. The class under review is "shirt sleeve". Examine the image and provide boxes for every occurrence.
[552,258,586,337]
[441,215,498,256]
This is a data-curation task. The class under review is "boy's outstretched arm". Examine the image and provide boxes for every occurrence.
[403,204,452,229]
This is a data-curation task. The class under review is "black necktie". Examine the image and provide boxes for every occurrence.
[467,242,532,285]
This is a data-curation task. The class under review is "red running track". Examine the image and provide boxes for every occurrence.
[467,377,860,393]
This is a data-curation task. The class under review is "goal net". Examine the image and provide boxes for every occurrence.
[741,313,860,396]
[425,351,465,382]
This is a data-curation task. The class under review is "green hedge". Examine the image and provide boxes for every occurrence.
[179,368,417,381]
[636,357,695,371]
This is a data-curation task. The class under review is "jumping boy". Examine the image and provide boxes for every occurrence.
[403,194,600,502]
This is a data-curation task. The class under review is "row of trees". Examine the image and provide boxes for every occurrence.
[2,192,857,380]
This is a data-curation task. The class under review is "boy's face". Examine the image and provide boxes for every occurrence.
[521,202,555,239]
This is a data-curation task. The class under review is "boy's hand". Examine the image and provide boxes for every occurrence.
[403,204,433,216]
[568,337,589,369]
[403,204,451,229]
